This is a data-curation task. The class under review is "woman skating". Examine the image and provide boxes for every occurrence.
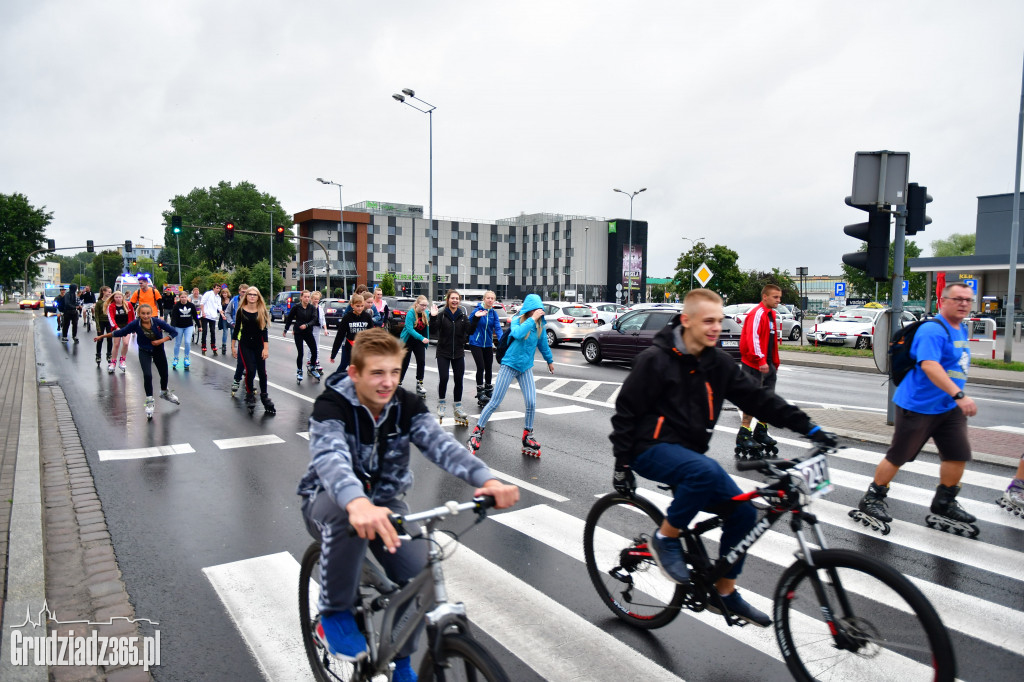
[467,290,504,406]
[232,288,275,414]
[429,289,471,425]
[400,295,430,398]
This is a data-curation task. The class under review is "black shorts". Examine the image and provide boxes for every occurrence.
[741,362,777,394]
[885,406,971,467]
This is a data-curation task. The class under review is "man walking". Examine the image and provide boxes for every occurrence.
[854,282,979,536]
[735,284,783,459]
[60,284,80,342]
[199,283,223,355]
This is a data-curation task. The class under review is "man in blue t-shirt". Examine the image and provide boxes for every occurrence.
[856,282,979,532]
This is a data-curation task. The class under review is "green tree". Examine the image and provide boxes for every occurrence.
[380,272,396,296]
[91,250,123,290]
[57,252,97,286]
[841,240,926,301]
[130,257,168,290]
[333,287,344,298]
[672,243,745,303]
[0,192,53,295]
[248,261,284,300]
[735,269,799,305]
[161,180,296,271]
[228,266,254,294]
[183,265,213,292]
[931,233,975,257]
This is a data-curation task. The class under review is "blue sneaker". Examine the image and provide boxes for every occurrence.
[393,656,417,682]
[708,589,772,627]
[649,533,690,584]
[314,611,368,661]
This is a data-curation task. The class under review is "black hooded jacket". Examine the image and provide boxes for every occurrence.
[609,317,814,465]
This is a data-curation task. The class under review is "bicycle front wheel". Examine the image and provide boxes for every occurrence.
[774,548,955,682]
[583,493,686,629]
[299,543,363,682]
[417,633,510,682]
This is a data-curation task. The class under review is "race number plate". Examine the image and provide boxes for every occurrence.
[794,454,833,498]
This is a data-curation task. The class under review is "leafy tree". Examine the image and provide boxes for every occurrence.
[161,180,296,271]
[129,257,168,290]
[333,287,344,298]
[673,242,745,303]
[91,250,124,290]
[380,272,396,296]
[228,266,254,295]
[931,233,975,257]
[183,265,213,292]
[248,262,284,300]
[735,269,799,305]
[0,192,53,295]
[57,252,96,286]
[841,240,926,301]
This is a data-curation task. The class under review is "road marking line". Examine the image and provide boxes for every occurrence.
[572,381,603,398]
[481,410,525,422]
[296,432,310,441]
[97,443,195,461]
[487,467,569,502]
[536,405,591,415]
[213,435,286,450]
[988,425,1024,434]
[789,399,887,413]
[607,386,621,404]
[190,353,316,404]
[539,378,570,392]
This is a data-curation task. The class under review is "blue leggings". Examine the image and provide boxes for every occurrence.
[630,442,758,579]
[476,363,537,431]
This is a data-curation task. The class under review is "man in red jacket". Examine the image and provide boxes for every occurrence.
[737,284,783,458]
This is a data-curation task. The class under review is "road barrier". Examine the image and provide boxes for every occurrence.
[965,317,997,360]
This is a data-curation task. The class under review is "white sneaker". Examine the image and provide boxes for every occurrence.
[119,357,127,372]
[160,390,180,405]
[107,361,115,374]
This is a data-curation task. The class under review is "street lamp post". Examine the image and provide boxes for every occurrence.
[612,187,646,305]
[317,178,348,297]
[261,204,275,300]
[583,226,589,303]
[680,236,705,291]
[393,88,437,302]
[796,266,808,347]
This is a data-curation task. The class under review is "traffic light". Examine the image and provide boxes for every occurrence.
[47,239,55,252]
[125,240,133,252]
[86,240,94,253]
[225,221,235,241]
[172,215,182,234]
[842,197,890,281]
[275,225,285,243]
[906,183,932,236]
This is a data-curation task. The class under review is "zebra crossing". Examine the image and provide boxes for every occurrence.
[202,439,1024,681]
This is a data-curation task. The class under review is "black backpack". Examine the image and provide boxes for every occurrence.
[889,318,950,386]
[495,332,513,363]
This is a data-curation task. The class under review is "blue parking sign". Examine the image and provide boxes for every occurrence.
[835,282,846,297]
[961,278,977,295]
[902,280,909,296]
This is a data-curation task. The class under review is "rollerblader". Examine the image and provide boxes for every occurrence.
[309,290,329,376]
[94,287,114,369]
[452,402,469,427]
[285,290,321,380]
[330,293,373,374]
[399,296,430,399]
[468,291,503,410]
[198,283,223,355]
[997,455,1024,517]
[851,282,980,537]
[609,288,836,627]
[232,288,275,416]
[228,284,249,388]
[469,294,554,457]
[430,290,471,425]
[170,289,198,374]
[736,284,783,462]
[105,290,134,376]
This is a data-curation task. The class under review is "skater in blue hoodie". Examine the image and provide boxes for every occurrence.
[467,294,553,458]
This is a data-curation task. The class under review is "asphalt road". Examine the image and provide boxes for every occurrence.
[35,316,1024,681]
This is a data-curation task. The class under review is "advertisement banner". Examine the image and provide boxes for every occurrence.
[621,244,642,287]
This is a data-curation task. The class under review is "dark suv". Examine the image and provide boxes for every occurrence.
[385,296,418,337]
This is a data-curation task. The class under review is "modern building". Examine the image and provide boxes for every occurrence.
[118,245,163,273]
[291,201,650,304]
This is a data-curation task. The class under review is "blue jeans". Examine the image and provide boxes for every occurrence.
[631,443,757,579]
[173,326,192,360]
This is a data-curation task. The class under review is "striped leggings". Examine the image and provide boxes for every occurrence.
[477,363,537,431]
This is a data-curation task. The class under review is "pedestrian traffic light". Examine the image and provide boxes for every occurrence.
[47,239,55,252]
[172,215,182,234]
[125,240,133,253]
[225,222,235,241]
[86,240,94,253]
[906,183,932,236]
[275,225,285,243]
[842,197,890,281]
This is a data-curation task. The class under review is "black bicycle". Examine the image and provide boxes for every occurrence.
[299,496,510,682]
[583,447,956,681]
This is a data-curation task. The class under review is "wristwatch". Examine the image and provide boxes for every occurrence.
[952,391,965,400]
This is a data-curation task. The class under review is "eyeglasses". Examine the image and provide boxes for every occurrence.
[944,297,973,304]
[246,293,259,297]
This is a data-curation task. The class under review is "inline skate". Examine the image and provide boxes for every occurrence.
[734,426,765,461]
[997,479,1024,517]
[144,396,155,421]
[476,384,490,408]
[926,483,980,537]
[437,399,447,425]
[172,356,179,371]
[452,402,469,427]
[752,422,779,456]
[261,393,276,415]
[849,481,892,535]
[107,360,115,374]
[245,392,256,415]
[468,425,485,455]
[183,357,190,371]
[522,429,541,458]
[231,380,240,397]
[415,380,426,399]
[95,353,101,365]
[307,365,322,382]
[159,389,179,405]
[296,369,304,384]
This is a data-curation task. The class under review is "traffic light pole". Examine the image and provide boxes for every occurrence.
[887,207,908,425]
[23,244,123,296]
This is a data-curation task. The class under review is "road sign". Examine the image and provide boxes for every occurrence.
[851,151,910,206]
[961,278,977,295]
[835,282,846,297]
[694,262,714,287]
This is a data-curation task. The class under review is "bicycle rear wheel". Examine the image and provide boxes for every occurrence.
[583,492,686,629]
[299,543,363,682]
[417,633,510,682]
[774,548,955,682]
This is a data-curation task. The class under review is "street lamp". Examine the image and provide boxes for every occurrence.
[261,204,275,300]
[680,236,705,291]
[613,187,646,304]
[796,266,808,347]
[583,226,589,303]
[393,88,437,302]
[459,263,468,289]
[316,178,348,297]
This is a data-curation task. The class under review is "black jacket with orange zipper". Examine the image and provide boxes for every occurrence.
[609,317,815,465]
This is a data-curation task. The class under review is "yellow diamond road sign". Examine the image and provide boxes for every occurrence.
[694,262,714,287]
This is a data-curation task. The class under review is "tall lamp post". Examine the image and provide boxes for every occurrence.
[316,178,348,297]
[261,204,275,301]
[680,236,705,290]
[392,88,437,302]
[612,187,646,304]
[796,266,808,347]
[583,226,589,303]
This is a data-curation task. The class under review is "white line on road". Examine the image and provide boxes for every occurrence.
[97,443,196,461]
[536,405,591,415]
[538,378,570,392]
[572,381,603,398]
[190,353,316,404]
[487,467,569,503]
[213,435,286,450]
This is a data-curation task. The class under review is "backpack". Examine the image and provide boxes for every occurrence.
[889,318,950,386]
[495,332,513,363]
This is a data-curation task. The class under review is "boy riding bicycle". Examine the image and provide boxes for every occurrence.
[297,328,518,682]
[610,289,836,627]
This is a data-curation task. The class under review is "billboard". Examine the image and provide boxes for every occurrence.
[622,244,642,287]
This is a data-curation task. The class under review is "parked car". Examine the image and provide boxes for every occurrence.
[19,297,42,310]
[904,305,926,320]
[591,302,629,327]
[321,298,347,329]
[491,301,512,332]
[581,307,741,365]
[724,303,802,341]
[628,302,683,311]
[270,290,304,322]
[808,307,916,349]
[540,301,598,346]
[384,296,418,336]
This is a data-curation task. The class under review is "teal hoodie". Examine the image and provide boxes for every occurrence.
[501,294,554,372]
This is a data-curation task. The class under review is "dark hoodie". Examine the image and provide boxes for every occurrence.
[609,317,815,465]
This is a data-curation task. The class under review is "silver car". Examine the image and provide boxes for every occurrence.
[540,301,597,346]
[590,302,629,327]
[723,303,801,341]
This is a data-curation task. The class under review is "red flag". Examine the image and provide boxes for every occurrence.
[935,272,946,312]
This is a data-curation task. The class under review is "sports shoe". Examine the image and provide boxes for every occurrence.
[119,357,127,372]
[160,390,180,404]
[314,611,368,661]
[107,361,115,374]
[707,589,772,627]
[393,655,417,682]
[648,533,690,584]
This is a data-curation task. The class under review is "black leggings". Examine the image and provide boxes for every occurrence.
[401,339,426,383]
[239,344,268,396]
[294,331,318,369]
[436,356,465,402]
[96,318,112,357]
[138,347,169,397]
[201,318,218,349]
[61,310,79,339]
[470,345,494,386]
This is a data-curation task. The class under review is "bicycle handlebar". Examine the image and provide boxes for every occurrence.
[734,445,834,474]
[346,496,496,537]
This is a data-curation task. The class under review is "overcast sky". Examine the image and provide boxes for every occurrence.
[2,1,1023,279]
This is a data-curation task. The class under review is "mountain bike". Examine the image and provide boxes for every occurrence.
[583,446,956,681]
[299,496,510,682]
[82,304,94,332]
